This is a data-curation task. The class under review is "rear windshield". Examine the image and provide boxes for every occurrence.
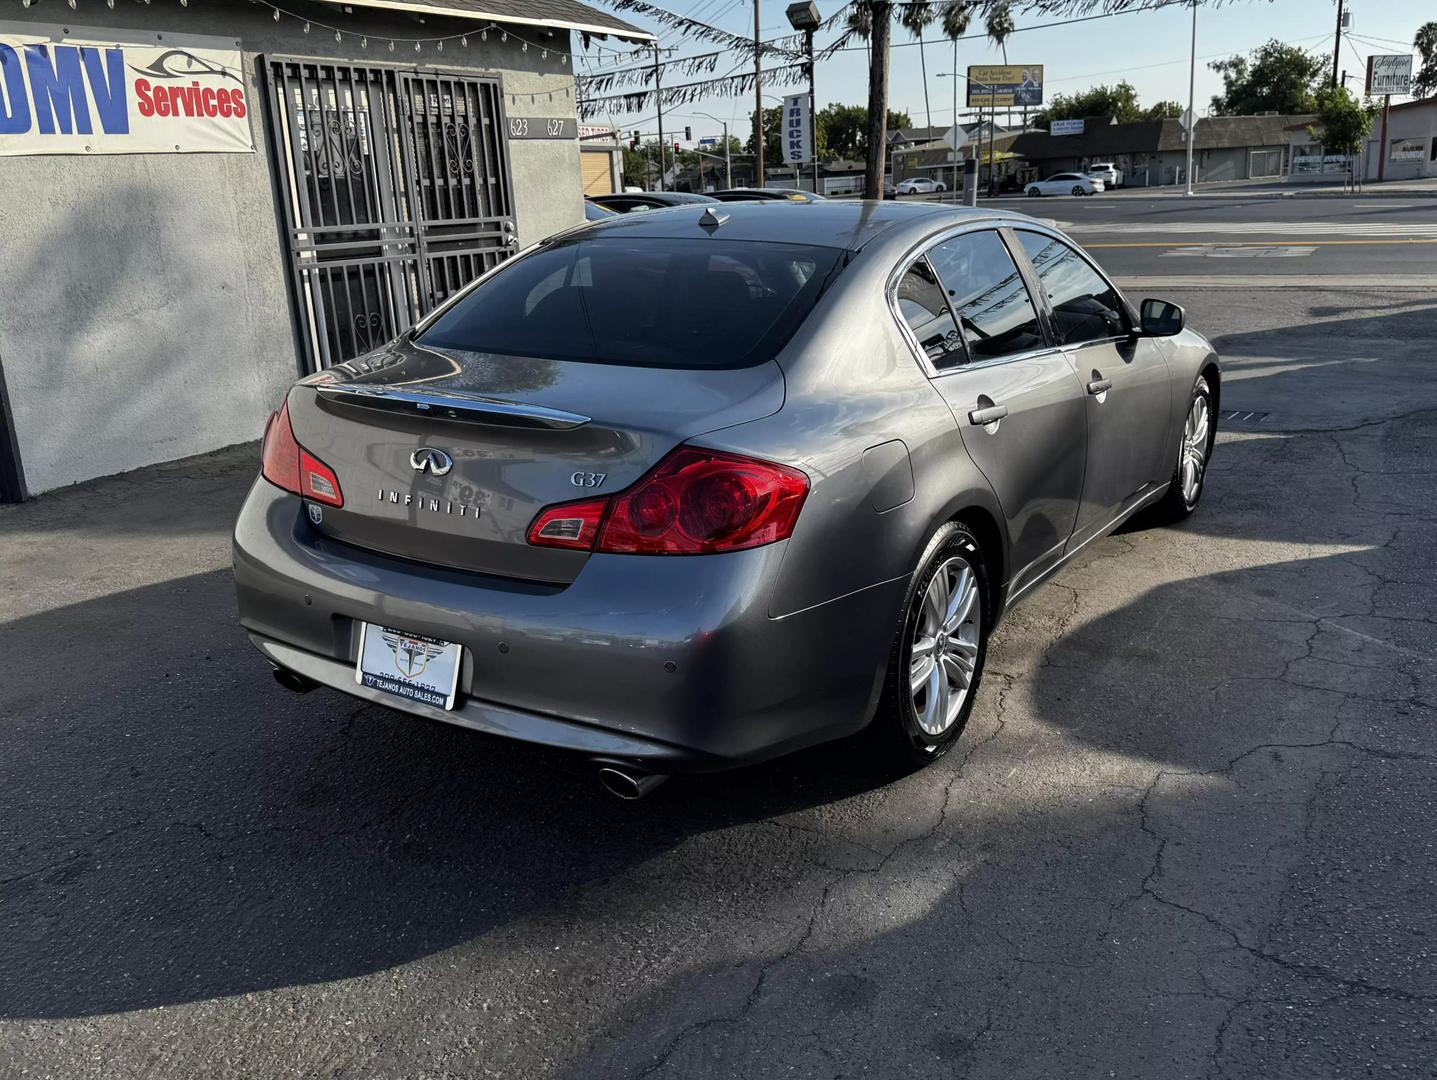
[417,237,842,369]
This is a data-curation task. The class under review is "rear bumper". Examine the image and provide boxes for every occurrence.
[233,480,904,770]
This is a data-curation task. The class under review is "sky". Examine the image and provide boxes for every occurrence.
[576,0,1433,141]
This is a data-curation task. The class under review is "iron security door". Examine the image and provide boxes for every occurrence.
[400,71,518,309]
[264,58,517,371]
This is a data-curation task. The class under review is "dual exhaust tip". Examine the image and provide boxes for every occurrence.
[274,665,668,800]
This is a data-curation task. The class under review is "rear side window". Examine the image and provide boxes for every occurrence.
[926,230,1047,362]
[418,237,841,369]
[1016,231,1128,345]
[895,257,966,370]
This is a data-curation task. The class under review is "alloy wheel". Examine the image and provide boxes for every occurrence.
[909,556,981,736]
[1181,393,1210,506]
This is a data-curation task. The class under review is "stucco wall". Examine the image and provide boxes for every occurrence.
[0,3,581,495]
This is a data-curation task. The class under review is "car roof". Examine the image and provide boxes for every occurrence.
[571,200,1010,250]
[593,191,717,205]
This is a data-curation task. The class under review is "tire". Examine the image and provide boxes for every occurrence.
[1152,375,1215,522]
[868,522,990,767]
[1027,186,1041,197]
[1071,185,1085,196]
[936,183,946,193]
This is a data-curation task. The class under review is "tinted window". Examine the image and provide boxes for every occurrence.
[1016,231,1127,345]
[418,238,840,369]
[926,231,1047,362]
[895,258,966,369]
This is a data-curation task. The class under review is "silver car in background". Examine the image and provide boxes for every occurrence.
[233,202,1218,797]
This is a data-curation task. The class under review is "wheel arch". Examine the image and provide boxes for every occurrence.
[949,504,1008,618]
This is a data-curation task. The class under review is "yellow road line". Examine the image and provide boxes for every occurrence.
[1085,238,1437,248]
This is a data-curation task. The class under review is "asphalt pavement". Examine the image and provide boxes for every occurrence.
[2,194,1435,1079]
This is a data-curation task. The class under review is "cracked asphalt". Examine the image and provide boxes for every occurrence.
[2,286,1434,1078]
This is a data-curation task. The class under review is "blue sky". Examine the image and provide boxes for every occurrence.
[578,0,1432,139]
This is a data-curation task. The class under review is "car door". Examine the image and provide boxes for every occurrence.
[896,227,1088,600]
[1011,228,1172,549]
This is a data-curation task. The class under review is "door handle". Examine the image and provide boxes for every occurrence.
[968,404,1009,426]
[1086,378,1113,396]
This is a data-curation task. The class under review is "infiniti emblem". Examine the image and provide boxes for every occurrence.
[410,447,453,476]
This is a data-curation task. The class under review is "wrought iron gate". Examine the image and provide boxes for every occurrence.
[263,58,517,371]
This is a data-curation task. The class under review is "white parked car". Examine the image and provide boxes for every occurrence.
[1085,162,1123,188]
[895,177,947,195]
[1026,173,1104,197]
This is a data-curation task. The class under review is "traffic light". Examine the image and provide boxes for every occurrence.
[683,125,692,141]
[674,142,681,154]
[629,131,639,150]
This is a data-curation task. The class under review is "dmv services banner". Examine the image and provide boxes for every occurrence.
[0,23,253,155]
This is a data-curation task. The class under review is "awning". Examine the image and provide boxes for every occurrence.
[320,0,655,43]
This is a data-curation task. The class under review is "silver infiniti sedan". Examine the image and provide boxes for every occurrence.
[233,202,1218,797]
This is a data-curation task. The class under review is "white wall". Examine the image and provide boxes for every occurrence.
[0,4,582,495]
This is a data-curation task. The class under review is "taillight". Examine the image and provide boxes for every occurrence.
[260,399,344,508]
[527,447,808,555]
[527,496,607,551]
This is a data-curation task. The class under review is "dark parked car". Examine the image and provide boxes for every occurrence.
[583,201,615,221]
[710,188,825,203]
[235,202,1218,798]
[588,191,717,214]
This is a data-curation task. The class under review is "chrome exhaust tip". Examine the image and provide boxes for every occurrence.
[596,763,668,800]
[272,666,319,695]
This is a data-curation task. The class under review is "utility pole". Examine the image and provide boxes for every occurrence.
[1331,0,1344,88]
[806,26,818,195]
[1184,0,1197,196]
[951,39,959,196]
[754,0,765,187]
[653,44,666,191]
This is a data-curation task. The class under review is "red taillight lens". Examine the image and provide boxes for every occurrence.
[528,447,808,555]
[527,496,608,550]
[260,398,344,508]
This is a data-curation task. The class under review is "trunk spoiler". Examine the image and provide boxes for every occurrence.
[313,384,591,431]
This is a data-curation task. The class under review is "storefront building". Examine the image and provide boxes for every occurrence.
[0,0,649,499]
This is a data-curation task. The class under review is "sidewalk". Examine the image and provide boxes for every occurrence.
[1090,176,1437,199]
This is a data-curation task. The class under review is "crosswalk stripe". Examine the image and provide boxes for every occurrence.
[1068,221,1437,236]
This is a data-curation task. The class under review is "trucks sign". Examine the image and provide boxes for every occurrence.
[0,24,253,155]
[966,65,1043,108]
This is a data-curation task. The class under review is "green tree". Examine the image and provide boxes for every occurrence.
[1415,21,1437,98]
[745,105,782,166]
[1306,85,1375,160]
[818,104,912,160]
[1142,100,1183,120]
[1034,81,1142,125]
[1209,39,1327,116]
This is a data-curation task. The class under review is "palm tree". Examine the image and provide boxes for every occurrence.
[940,2,976,191]
[899,1,939,145]
[1414,21,1437,98]
[985,1,1014,60]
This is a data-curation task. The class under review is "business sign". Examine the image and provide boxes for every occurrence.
[1390,137,1425,161]
[1050,119,1084,136]
[0,24,252,155]
[966,64,1043,108]
[1365,54,1413,96]
[782,91,811,165]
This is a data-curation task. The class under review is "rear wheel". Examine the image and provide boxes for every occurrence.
[869,522,989,766]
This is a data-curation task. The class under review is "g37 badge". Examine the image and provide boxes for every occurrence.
[570,472,607,488]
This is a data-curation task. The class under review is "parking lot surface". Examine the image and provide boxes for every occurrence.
[2,285,1434,1078]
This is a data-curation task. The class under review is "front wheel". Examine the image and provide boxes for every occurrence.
[1027,186,1041,197]
[1152,375,1215,522]
[868,522,989,767]
[1071,185,1085,196]
[935,183,946,192]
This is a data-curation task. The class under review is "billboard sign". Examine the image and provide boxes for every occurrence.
[782,91,811,165]
[1365,54,1413,96]
[966,65,1043,108]
[0,23,252,155]
[1050,119,1084,136]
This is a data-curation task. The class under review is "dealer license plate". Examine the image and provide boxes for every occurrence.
[355,623,463,710]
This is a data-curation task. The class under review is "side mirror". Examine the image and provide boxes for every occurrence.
[1140,298,1184,337]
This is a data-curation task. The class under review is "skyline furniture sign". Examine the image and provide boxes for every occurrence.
[1365,54,1413,96]
[0,23,252,155]
[966,65,1043,108]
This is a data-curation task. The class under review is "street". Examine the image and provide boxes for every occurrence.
[3,192,1436,1078]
